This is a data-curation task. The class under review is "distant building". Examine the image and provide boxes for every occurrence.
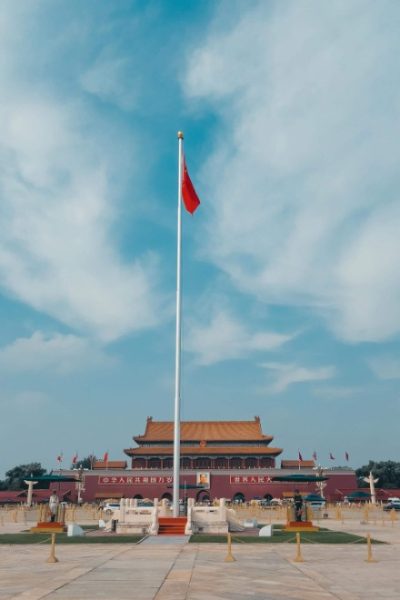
[125,416,282,471]
[54,417,358,503]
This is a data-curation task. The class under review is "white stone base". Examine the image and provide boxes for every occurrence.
[116,522,152,535]
[192,521,228,534]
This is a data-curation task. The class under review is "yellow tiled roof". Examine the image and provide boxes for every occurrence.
[93,460,127,470]
[125,445,282,457]
[133,417,273,443]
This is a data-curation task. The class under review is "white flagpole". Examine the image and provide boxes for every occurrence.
[172,131,184,518]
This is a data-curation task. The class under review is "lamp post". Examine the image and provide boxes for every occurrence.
[77,468,85,505]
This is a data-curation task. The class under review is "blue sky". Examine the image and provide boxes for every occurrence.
[0,0,399,478]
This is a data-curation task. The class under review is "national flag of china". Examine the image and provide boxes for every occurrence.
[57,454,63,463]
[72,453,78,465]
[298,451,303,462]
[182,155,200,214]
[103,451,109,463]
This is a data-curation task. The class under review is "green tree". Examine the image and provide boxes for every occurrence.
[4,463,47,490]
[356,461,400,489]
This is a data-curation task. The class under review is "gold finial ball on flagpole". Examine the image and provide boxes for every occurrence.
[177,131,184,139]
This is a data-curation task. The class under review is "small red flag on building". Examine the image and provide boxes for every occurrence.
[345,451,349,462]
[72,453,78,465]
[298,450,303,462]
[57,453,63,464]
[329,452,335,460]
[103,451,109,464]
[182,155,200,214]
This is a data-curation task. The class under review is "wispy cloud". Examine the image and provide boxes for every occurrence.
[185,308,294,365]
[0,331,111,374]
[261,362,335,393]
[0,4,163,342]
[368,356,400,380]
[183,0,400,343]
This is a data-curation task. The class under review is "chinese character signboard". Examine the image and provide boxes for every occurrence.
[229,475,273,485]
[98,476,173,485]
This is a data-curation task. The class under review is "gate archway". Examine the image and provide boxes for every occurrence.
[233,492,245,504]
[196,489,210,503]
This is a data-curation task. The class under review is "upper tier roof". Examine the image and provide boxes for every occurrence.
[133,417,274,443]
[125,445,282,457]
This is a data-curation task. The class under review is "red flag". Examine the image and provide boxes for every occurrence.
[312,451,317,461]
[329,452,335,460]
[345,451,349,462]
[182,155,200,214]
[298,450,303,462]
[103,451,109,463]
[57,453,63,464]
[72,453,78,465]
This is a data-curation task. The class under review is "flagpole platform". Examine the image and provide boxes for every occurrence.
[31,522,66,533]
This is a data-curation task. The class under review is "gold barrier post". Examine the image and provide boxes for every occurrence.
[390,509,396,527]
[224,532,236,562]
[365,533,378,563]
[294,532,304,563]
[46,533,59,564]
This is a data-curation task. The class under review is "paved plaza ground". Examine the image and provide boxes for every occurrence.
[0,517,398,599]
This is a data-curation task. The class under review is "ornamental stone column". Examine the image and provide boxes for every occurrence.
[24,480,38,507]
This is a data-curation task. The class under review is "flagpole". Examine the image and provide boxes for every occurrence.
[173,131,184,518]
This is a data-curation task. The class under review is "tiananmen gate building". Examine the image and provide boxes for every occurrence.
[55,417,358,503]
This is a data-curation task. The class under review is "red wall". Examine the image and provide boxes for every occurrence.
[53,469,358,503]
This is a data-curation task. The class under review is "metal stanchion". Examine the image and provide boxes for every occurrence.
[390,509,396,527]
[224,532,236,562]
[46,533,59,563]
[365,533,378,563]
[293,532,304,563]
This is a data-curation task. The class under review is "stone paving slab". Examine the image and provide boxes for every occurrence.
[0,525,399,600]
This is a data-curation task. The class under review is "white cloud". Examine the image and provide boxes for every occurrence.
[261,362,335,393]
[368,356,400,380]
[81,54,140,111]
[0,4,162,342]
[185,308,294,365]
[183,0,400,343]
[0,331,111,374]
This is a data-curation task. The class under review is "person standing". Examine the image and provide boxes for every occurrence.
[49,491,59,522]
[293,489,303,522]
